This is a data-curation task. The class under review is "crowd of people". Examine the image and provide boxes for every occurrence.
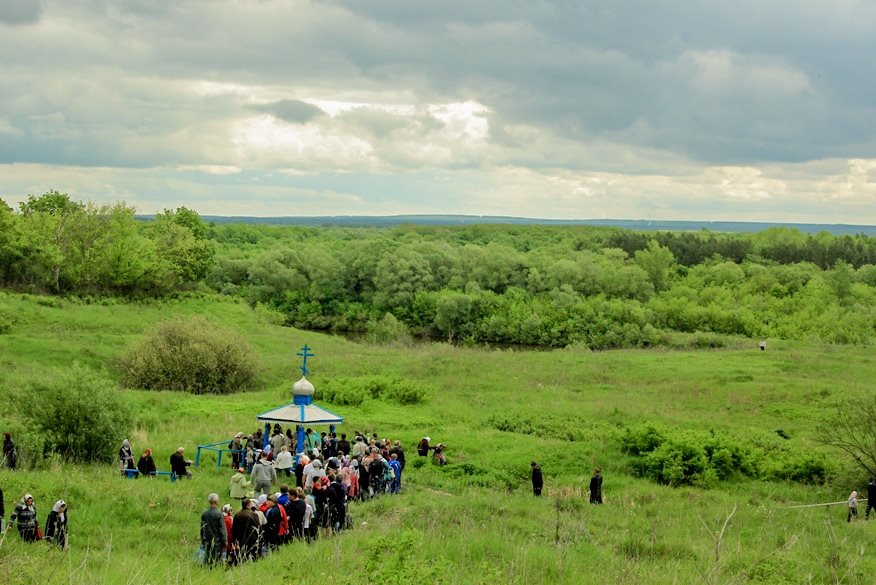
[195,426,412,568]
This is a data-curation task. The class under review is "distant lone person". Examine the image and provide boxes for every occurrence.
[589,468,603,504]
[868,478,876,520]
[759,338,767,351]
[848,490,859,522]
[531,461,543,496]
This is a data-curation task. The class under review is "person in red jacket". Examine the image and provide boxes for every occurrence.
[221,504,235,564]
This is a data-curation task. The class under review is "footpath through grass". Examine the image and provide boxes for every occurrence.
[0,292,874,584]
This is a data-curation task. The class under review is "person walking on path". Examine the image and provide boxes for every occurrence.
[589,469,603,504]
[10,494,39,542]
[531,461,543,496]
[200,493,227,567]
[848,490,859,522]
[44,500,68,549]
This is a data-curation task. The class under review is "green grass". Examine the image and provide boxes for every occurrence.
[0,291,875,584]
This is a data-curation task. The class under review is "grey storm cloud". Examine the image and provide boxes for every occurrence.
[0,0,42,25]
[249,100,324,123]
[3,0,876,167]
[0,0,875,221]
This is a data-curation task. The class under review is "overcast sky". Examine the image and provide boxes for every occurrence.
[1,0,875,223]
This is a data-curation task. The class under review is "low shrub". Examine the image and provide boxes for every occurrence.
[319,375,428,406]
[118,316,259,394]
[16,364,133,464]
[621,423,830,487]
[0,309,12,334]
[365,313,413,345]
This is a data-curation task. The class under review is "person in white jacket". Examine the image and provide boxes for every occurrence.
[273,446,294,478]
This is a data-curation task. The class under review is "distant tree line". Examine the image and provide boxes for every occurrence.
[0,192,214,295]
[207,222,876,348]
[1,193,874,349]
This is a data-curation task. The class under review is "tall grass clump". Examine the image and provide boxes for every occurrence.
[118,315,258,394]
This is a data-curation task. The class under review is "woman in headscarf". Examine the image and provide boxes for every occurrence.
[119,439,135,475]
[221,504,235,564]
[137,448,156,477]
[45,500,68,549]
[9,494,38,542]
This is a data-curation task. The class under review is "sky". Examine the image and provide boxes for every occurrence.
[1,0,875,223]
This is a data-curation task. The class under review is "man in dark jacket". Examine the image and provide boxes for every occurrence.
[200,493,227,567]
[867,478,876,519]
[263,495,282,550]
[589,468,603,504]
[327,476,346,531]
[389,441,406,472]
[337,433,351,456]
[531,461,543,496]
[232,498,261,562]
[287,489,306,539]
[170,447,192,479]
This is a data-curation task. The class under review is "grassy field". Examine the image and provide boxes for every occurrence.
[0,291,874,584]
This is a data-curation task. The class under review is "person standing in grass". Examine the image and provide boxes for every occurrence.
[221,504,235,564]
[200,493,227,567]
[417,437,432,457]
[229,433,243,470]
[232,498,260,563]
[274,446,294,478]
[287,488,306,540]
[119,439,135,475]
[867,478,876,520]
[9,494,38,542]
[251,452,276,495]
[3,433,17,470]
[589,469,603,504]
[44,500,68,549]
[263,495,282,550]
[137,448,156,477]
[229,467,252,502]
[531,461,543,496]
[388,453,402,494]
[848,490,859,522]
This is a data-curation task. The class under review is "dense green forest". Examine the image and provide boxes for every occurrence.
[1,192,875,348]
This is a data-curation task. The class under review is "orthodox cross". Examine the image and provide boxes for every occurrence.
[296,344,315,377]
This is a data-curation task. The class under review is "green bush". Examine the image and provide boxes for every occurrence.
[118,316,259,394]
[317,375,428,406]
[621,424,827,487]
[365,312,413,345]
[0,309,12,334]
[17,364,133,463]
